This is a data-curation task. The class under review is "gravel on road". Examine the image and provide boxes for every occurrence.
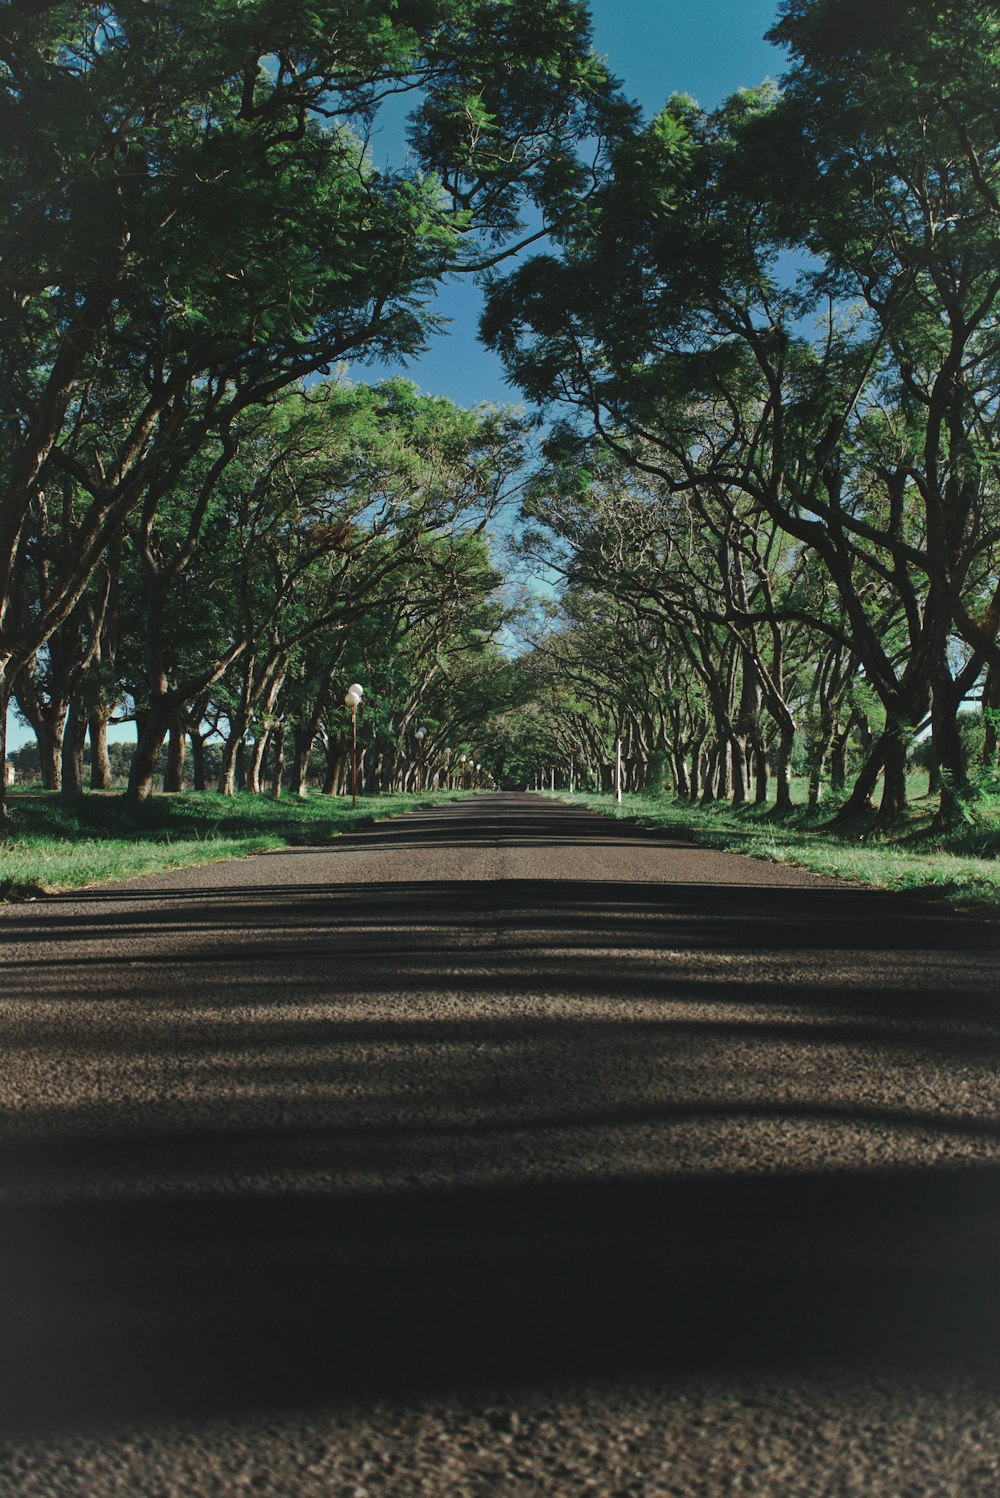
[1,793,998,1496]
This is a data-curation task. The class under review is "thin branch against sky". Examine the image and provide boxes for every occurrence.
[356,0,785,409]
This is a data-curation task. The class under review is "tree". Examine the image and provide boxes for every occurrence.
[758,0,1000,819]
[484,7,1000,824]
[0,0,629,813]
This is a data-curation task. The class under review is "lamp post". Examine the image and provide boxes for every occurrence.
[615,724,623,805]
[344,683,364,806]
[460,752,467,790]
[415,725,427,792]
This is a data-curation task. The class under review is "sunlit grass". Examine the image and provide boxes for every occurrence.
[550,786,1000,913]
[6,781,998,911]
[0,789,468,899]
[0,834,281,899]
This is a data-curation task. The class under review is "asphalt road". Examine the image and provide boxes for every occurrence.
[1,792,999,1496]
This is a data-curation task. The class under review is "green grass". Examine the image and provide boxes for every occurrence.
[6,781,998,913]
[0,788,469,900]
[546,784,1000,914]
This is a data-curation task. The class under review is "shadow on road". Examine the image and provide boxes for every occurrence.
[2,1163,999,1433]
[6,874,999,951]
[1,797,999,1435]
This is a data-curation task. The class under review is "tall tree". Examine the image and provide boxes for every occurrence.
[0,0,629,811]
[485,8,1000,822]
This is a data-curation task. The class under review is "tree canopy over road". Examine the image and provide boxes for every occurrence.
[3,0,1000,831]
[485,0,1000,824]
[0,0,627,808]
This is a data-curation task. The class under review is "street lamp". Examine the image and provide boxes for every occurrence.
[615,722,623,805]
[415,725,427,792]
[344,683,364,806]
[460,752,468,790]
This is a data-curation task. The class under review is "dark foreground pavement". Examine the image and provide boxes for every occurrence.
[1,793,999,1495]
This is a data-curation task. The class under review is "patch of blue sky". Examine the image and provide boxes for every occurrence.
[347,0,788,408]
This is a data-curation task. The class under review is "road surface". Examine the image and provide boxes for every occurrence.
[1,793,998,1495]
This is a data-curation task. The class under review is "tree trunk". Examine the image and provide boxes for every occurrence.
[218,722,244,797]
[700,745,718,805]
[218,658,256,797]
[832,713,910,828]
[772,726,794,816]
[715,740,731,801]
[12,669,70,790]
[323,736,347,795]
[878,731,909,823]
[127,711,170,802]
[0,667,10,820]
[290,725,314,799]
[672,749,689,799]
[33,718,64,791]
[830,737,883,825]
[60,698,88,799]
[829,723,849,793]
[753,744,768,806]
[985,663,1000,768]
[162,717,185,793]
[930,673,973,823]
[686,737,704,802]
[247,733,268,795]
[190,731,207,793]
[730,736,748,806]
[807,754,824,809]
[218,743,239,797]
[269,726,285,798]
[88,708,113,790]
[805,723,828,808]
[732,651,761,809]
[686,748,699,802]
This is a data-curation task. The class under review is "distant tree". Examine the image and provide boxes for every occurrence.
[7,741,41,784]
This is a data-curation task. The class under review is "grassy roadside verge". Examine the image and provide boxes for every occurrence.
[0,788,469,900]
[545,789,1000,914]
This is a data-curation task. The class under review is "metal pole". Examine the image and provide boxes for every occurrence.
[352,705,358,807]
[418,738,424,793]
[615,736,622,804]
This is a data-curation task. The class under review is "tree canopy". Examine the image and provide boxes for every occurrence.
[4,0,1000,821]
[482,0,1000,821]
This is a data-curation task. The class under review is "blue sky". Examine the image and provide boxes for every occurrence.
[6,1,785,754]
[359,0,785,407]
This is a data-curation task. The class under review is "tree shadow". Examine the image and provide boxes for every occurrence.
[1,798,998,1437]
[2,1162,999,1435]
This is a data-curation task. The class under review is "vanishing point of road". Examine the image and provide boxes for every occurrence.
[1,793,999,1496]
